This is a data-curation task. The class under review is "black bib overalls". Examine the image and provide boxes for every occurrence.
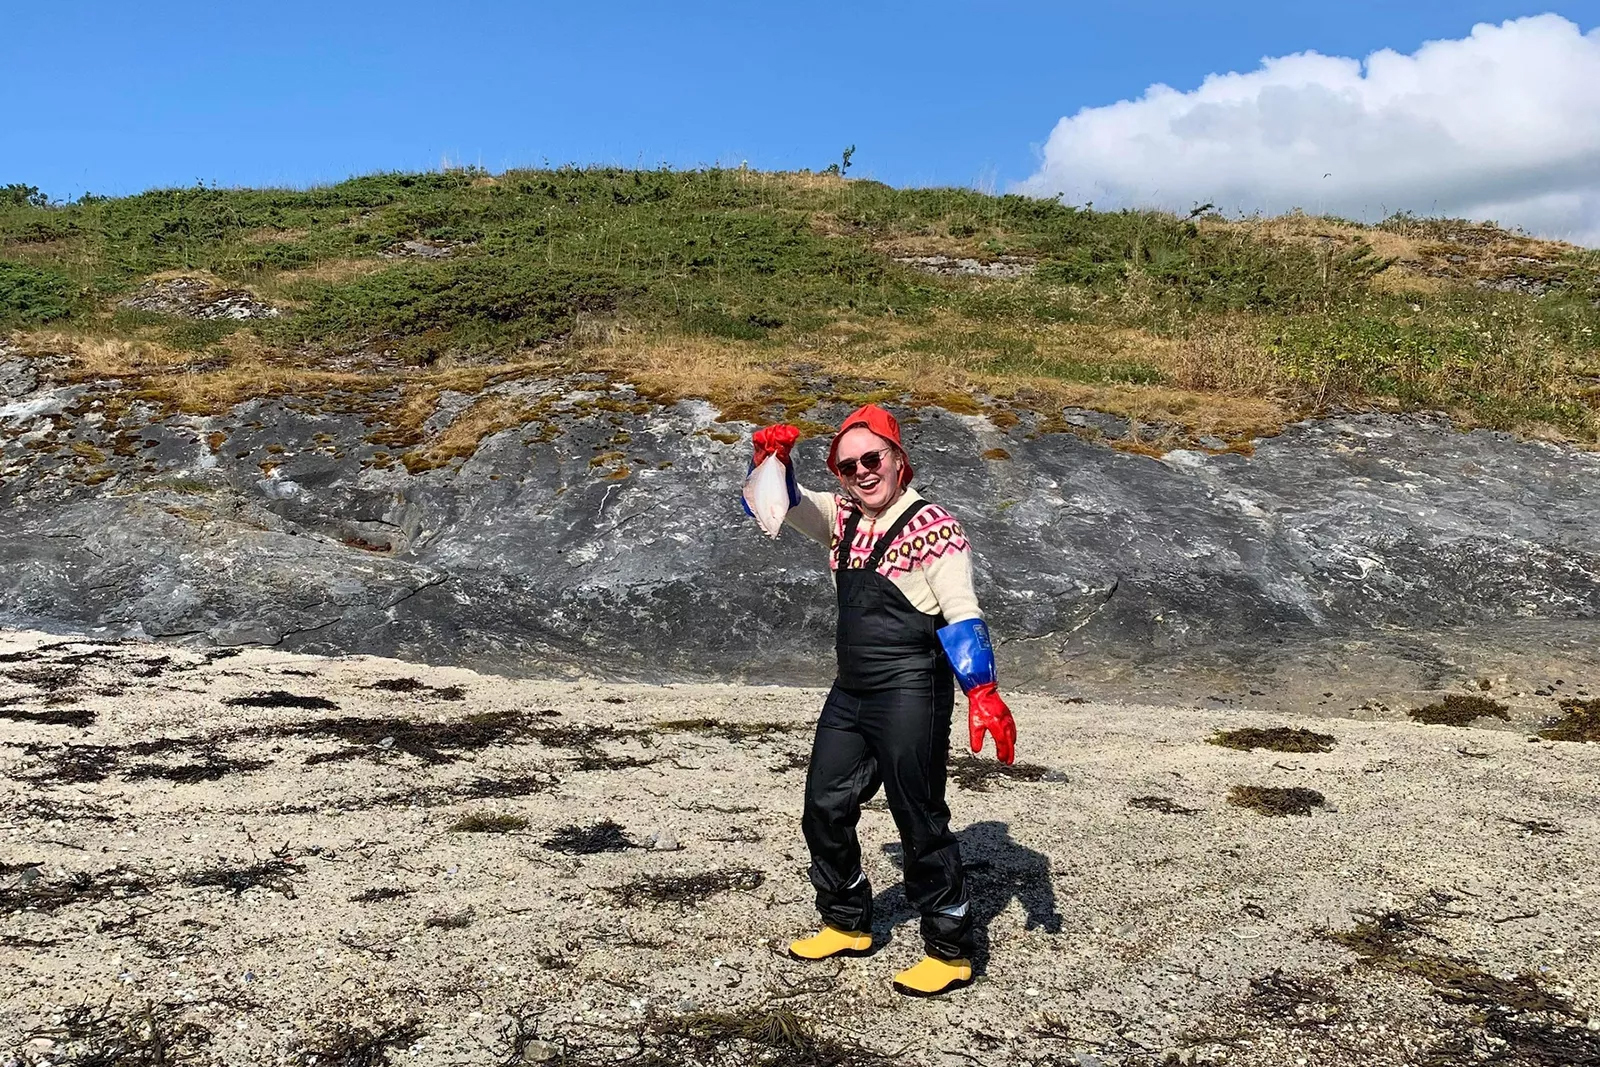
[801,504,974,960]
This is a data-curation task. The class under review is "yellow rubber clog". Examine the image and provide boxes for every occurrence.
[787,926,873,960]
[891,955,973,996]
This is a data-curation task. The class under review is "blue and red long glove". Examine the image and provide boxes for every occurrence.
[937,618,1017,764]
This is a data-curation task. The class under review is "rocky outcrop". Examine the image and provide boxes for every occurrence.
[0,362,1596,706]
[118,276,282,320]
[381,238,460,260]
[894,255,1034,279]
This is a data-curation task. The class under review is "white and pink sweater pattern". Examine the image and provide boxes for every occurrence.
[782,485,982,624]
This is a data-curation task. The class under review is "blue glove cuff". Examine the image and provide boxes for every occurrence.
[937,618,997,693]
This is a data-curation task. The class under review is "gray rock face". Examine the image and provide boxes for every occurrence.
[0,358,37,399]
[381,239,458,260]
[118,276,282,320]
[0,365,1596,705]
[894,255,1033,280]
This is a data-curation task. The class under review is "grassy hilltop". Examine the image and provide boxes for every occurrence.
[2,168,1598,460]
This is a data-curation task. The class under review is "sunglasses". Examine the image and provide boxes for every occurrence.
[836,447,893,479]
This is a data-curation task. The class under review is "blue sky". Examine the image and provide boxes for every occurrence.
[5,2,1598,202]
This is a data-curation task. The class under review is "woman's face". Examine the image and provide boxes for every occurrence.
[834,426,904,512]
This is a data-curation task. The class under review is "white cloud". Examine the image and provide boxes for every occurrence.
[1018,14,1600,245]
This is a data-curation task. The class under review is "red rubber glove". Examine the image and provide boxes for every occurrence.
[752,424,800,466]
[967,683,1016,765]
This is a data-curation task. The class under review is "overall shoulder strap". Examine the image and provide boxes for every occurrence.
[837,508,864,570]
[864,503,934,571]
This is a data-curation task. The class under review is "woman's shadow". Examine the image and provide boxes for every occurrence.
[874,819,1061,973]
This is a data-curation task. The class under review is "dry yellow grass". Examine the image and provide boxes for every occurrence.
[25,332,201,377]
[1368,271,1451,296]
[152,362,375,415]
[24,288,1539,464]
[585,336,787,409]
[268,258,387,286]
[240,227,310,245]
[1215,214,1426,263]
[1159,320,1293,398]
[741,169,849,194]
[17,326,560,442]
[805,212,862,240]
[1216,212,1581,292]
[400,395,549,472]
[992,379,1285,439]
[574,318,1289,442]
[7,305,1532,463]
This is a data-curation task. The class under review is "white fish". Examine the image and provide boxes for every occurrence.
[743,455,791,539]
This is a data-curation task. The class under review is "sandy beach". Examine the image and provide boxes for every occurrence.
[2,628,1597,1066]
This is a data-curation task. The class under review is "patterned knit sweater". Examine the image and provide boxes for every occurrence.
[783,485,982,624]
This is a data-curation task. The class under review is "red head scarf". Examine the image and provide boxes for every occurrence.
[827,404,913,488]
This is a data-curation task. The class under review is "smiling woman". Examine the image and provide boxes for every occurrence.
[743,404,1017,997]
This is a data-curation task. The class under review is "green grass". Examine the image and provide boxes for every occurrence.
[277,259,627,362]
[2,166,1597,443]
[0,261,77,326]
[165,317,241,352]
